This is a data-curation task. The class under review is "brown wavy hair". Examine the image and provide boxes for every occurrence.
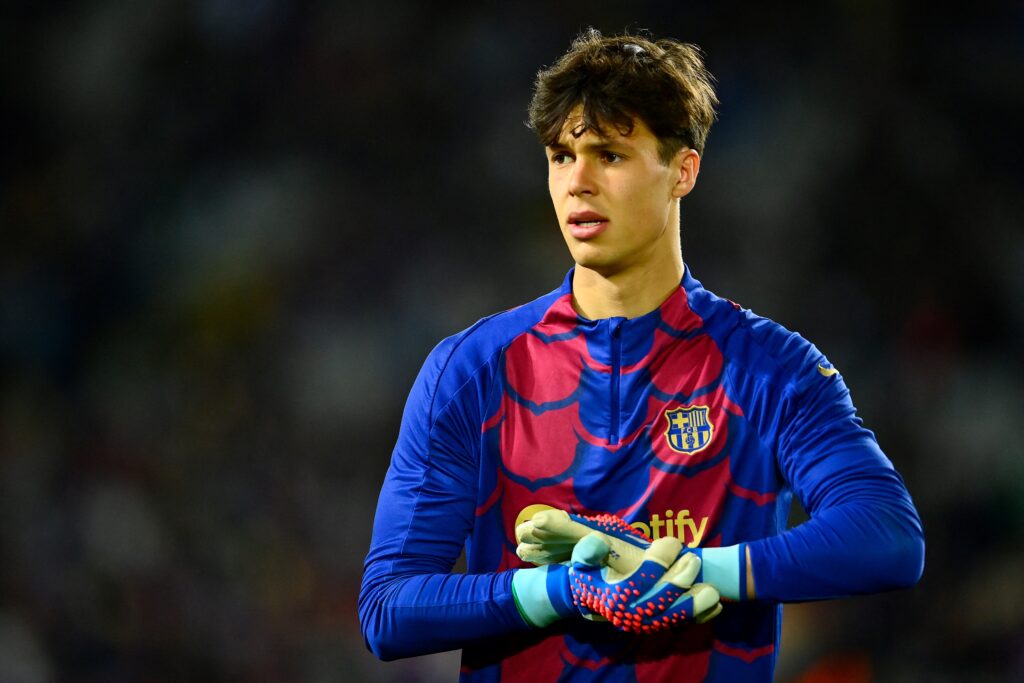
[528,28,719,163]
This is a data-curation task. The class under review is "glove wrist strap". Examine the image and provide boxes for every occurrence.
[698,544,747,601]
[511,566,572,628]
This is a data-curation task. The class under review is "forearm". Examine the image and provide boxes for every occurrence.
[359,566,529,660]
[747,484,924,602]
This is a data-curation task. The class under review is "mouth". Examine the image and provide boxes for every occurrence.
[567,210,610,240]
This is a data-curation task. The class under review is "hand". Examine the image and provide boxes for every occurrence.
[516,508,652,574]
[568,532,722,632]
[516,506,752,602]
[511,530,722,631]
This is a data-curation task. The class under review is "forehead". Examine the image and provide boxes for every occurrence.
[552,107,655,148]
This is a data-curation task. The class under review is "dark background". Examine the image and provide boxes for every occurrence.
[2,1,1023,681]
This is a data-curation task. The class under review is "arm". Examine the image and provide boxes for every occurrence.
[512,359,923,605]
[358,340,530,661]
[633,353,923,604]
[745,358,925,602]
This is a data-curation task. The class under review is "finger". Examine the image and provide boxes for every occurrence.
[570,532,611,567]
[516,519,575,545]
[516,542,568,565]
[514,519,536,545]
[660,551,701,588]
[517,510,583,543]
[529,508,574,532]
[533,510,650,549]
[642,536,683,569]
[526,509,652,575]
[530,509,592,543]
[621,574,721,631]
[656,583,721,625]
[695,600,723,624]
[688,583,721,619]
[516,511,585,564]
[515,521,577,560]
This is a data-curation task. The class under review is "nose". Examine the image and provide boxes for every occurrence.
[568,157,596,196]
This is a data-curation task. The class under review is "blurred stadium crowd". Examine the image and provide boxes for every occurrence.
[2,1,1022,681]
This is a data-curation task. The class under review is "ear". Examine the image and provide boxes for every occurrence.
[670,148,701,199]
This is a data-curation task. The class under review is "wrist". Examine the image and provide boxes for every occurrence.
[694,543,749,601]
[511,565,574,628]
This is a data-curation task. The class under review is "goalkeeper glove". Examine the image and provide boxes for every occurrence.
[517,509,652,573]
[517,507,750,602]
[511,532,721,631]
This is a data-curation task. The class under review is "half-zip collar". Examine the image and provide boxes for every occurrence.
[608,318,624,445]
[531,268,704,445]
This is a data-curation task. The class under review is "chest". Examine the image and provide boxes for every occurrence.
[485,329,752,547]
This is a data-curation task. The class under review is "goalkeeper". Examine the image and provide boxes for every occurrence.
[359,29,924,682]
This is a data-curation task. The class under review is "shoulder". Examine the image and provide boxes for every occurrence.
[418,285,565,419]
[684,270,833,395]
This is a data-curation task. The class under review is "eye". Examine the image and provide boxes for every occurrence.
[601,151,623,163]
[550,152,573,165]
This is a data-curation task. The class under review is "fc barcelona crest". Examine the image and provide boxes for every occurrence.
[664,406,714,454]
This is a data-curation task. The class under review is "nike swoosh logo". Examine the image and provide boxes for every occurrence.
[818,363,838,377]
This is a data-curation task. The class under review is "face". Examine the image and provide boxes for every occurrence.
[547,112,699,277]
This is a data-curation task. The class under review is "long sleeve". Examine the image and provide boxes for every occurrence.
[358,336,530,661]
[748,352,925,601]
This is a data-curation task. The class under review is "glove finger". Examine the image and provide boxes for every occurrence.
[627,551,697,606]
[641,536,683,569]
[695,600,723,624]
[514,519,537,545]
[567,536,615,617]
[660,583,721,623]
[660,551,701,588]
[570,532,611,568]
[515,516,577,563]
[516,541,572,565]
[528,509,584,541]
[516,511,584,545]
[686,583,721,619]
[516,519,570,545]
[611,582,720,632]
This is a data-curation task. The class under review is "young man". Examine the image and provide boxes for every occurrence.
[359,30,924,681]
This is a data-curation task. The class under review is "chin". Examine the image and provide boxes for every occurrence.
[571,254,625,277]
[565,235,633,271]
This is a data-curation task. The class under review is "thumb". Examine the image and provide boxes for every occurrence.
[641,536,683,569]
[570,532,611,568]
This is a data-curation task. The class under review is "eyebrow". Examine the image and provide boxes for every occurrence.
[547,139,629,153]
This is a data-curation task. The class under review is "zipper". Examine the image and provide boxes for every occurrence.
[609,319,623,446]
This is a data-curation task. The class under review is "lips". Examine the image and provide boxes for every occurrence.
[567,210,610,240]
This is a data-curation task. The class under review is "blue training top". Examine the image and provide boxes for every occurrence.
[359,267,924,682]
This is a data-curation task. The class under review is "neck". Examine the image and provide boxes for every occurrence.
[571,250,684,320]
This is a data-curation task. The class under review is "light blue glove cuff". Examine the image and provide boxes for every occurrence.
[698,544,746,601]
[511,565,570,628]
